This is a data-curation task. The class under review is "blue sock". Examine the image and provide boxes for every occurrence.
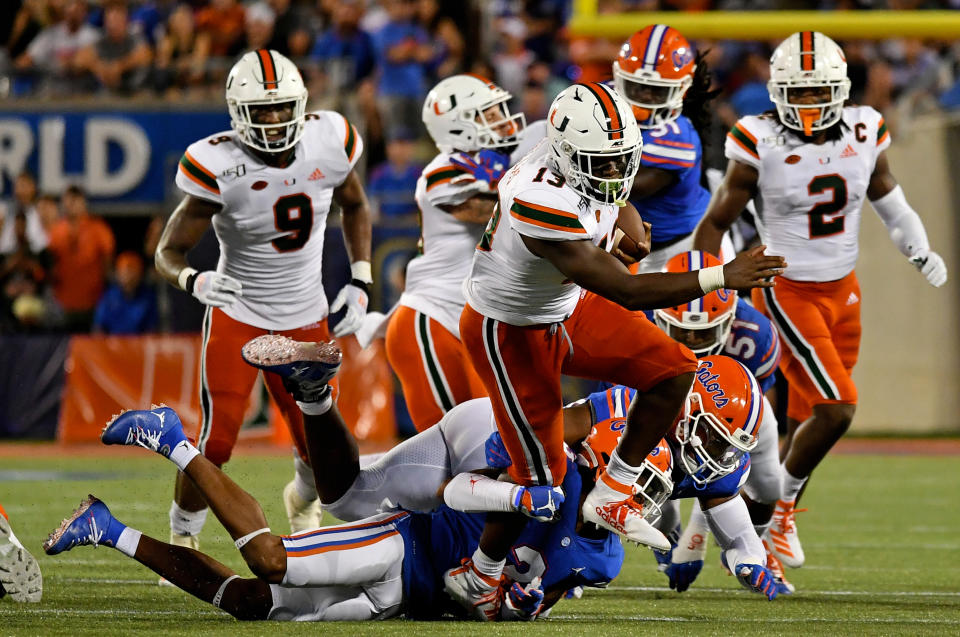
[102,515,127,548]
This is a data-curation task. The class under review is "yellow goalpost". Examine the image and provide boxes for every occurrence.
[569,0,960,39]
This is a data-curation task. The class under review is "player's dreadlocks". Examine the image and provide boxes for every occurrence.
[682,52,721,148]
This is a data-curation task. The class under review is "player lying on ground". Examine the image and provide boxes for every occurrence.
[43,344,620,621]
[0,502,42,603]
[650,250,791,591]
[560,356,783,599]
[242,335,779,612]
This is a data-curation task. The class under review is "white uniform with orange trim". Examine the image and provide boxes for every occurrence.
[270,511,406,620]
[725,106,890,282]
[176,110,364,330]
[464,141,618,326]
[399,153,491,338]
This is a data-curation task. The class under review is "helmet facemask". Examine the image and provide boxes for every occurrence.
[614,66,692,129]
[559,142,641,206]
[469,99,526,152]
[634,459,674,524]
[229,96,307,154]
[769,80,850,137]
[675,392,756,487]
[655,307,735,356]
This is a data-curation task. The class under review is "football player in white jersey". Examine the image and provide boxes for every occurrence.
[384,74,524,432]
[693,31,947,570]
[154,49,373,551]
[446,81,786,617]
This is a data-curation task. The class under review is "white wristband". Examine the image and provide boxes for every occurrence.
[350,260,373,284]
[177,267,199,291]
[697,265,725,294]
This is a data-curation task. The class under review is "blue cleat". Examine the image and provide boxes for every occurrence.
[241,335,342,402]
[100,405,188,458]
[43,496,119,555]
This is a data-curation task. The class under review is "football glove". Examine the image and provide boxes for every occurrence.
[910,248,948,288]
[484,431,512,469]
[450,149,510,188]
[513,485,564,522]
[330,281,369,337]
[734,562,779,601]
[500,577,544,621]
[190,271,242,307]
[665,558,704,593]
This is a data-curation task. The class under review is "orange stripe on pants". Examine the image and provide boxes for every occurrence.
[752,272,860,422]
[460,292,696,486]
[385,305,486,432]
[197,307,336,464]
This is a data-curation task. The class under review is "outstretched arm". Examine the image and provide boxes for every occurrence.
[521,235,784,311]
[334,169,373,266]
[692,159,759,257]
[154,195,219,287]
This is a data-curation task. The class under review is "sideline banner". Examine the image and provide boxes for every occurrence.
[0,110,230,202]
[59,334,395,444]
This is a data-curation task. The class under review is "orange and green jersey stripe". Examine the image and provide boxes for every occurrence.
[342,115,359,162]
[877,118,889,146]
[256,49,278,90]
[424,164,470,191]
[728,123,759,160]
[179,151,219,195]
[509,198,586,234]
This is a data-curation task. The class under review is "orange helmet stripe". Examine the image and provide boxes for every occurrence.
[800,31,815,71]
[256,49,278,90]
[582,83,623,140]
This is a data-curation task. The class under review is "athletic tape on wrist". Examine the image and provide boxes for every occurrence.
[698,265,725,294]
[350,261,373,284]
[178,267,199,292]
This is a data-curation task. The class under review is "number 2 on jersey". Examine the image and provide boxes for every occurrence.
[807,174,847,238]
[272,193,313,252]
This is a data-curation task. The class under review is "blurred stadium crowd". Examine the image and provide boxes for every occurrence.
[1,0,959,335]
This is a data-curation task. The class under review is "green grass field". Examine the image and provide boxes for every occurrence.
[1,448,958,636]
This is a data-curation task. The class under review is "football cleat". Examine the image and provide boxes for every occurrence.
[0,514,42,602]
[763,538,795,594]
[513,485,564,522]
[43,496,117,555]
[283,480,322,533]
[767,499,806,568]
[443,558,504,621]
[101,406,189,459]
[581,474,671,550]
[241,335,342,403]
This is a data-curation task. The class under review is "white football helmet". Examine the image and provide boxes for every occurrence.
[547,82,642,206]
[422,74,525,154]
[226,49,308,153]
[768,31,851,136]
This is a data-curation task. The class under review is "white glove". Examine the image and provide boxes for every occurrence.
[330,282,369,337]
[910,249,948,288]
[191,271,242,307]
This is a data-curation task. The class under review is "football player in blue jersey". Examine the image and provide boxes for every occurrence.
[42,336,635,622]
[565,356,782,600]
[612,25,732,273]
[648,250,791,591]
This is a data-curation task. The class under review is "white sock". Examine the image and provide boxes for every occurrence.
[116,527,142,558]
[673,500,710,562]
[780,465,807,503]
[298,393,333,415]
[169,440,201,472]
[169,502,208,537]
[442,472,517,513]
[605,448,643,486]
[293,454,319,502]
[471,546,505,579]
